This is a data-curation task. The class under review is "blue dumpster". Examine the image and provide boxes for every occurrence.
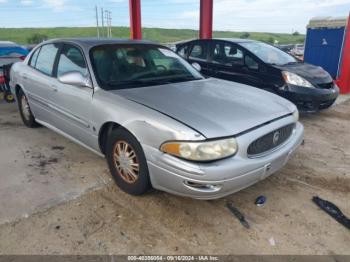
[304,17,348,79]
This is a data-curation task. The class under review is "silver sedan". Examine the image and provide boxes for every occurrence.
[10,38,304,199]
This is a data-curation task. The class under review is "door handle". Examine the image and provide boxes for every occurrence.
[50,85,58,92]
[23,74,28,80]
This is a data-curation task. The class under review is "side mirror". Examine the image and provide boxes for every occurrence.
[58,71,92,88]
[191,62,201,72]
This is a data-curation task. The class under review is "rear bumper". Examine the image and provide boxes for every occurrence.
[281,85,339,113]
[143,118,304,200]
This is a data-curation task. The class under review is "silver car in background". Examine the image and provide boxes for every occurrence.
[10,39,304,199]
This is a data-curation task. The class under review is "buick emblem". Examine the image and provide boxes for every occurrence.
[272,131,280,145]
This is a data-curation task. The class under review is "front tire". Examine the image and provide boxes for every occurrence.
[106,128,152,195]
[17,89,39,128]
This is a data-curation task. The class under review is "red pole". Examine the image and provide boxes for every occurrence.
[337,13,350,94]
[129,0,142,40]
[199,0,213,39]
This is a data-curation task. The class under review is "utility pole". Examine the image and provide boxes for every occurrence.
[109,11,112,37]
[105,10,110,37]
[95,6,100,38]
[101,7,104,38]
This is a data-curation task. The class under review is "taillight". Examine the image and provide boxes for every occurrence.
[19,56,26,61]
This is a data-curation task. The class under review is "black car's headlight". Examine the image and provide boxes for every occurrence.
[282,71,314,88]
[160,138,238,161]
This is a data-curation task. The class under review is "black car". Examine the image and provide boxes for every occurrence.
[176,38,339,112]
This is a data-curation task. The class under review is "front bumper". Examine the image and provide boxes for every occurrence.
[281,84,339,113]
[144,116,304,200]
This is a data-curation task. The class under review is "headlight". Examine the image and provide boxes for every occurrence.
[282,71,314,88]
[292,110,299,122]
[160,138,238,161]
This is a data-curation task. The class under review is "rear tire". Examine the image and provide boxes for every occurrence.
[17,89,40,128]
[106,128,152,195]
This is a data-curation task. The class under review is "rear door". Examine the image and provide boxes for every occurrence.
[24,43,61,123]
[186,41,210,75]
[48,43,95,148]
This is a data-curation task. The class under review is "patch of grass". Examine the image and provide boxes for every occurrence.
[0,27,305,45]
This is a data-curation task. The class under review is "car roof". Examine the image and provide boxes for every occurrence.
[214,38,258,43]
[177,38,258,46]
[42,38,160,49]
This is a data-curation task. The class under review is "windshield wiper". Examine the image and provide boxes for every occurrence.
[165,76,202,83]
[105,75,202,89]
[105,79,173,88]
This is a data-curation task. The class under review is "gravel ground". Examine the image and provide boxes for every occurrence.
[0,99,349,255]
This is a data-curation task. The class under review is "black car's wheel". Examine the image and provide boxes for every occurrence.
[17,89,40,128]
[106,128,152,195]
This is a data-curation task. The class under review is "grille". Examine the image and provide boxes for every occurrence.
[317,82,334,89]
[247,124,295,156]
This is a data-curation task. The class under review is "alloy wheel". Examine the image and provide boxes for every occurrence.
[113,141,140,184]
[21,95,31,121]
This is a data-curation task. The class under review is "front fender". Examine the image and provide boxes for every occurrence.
[92,90,205,151]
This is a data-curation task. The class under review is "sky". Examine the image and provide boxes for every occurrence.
[0,0,349,33]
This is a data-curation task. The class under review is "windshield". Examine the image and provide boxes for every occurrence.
[90,44,203,90]
[240,42,297,66]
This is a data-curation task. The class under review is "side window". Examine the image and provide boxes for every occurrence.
[189,43,207,60]
[57,45,88,77]
[35,44,59,76]
[224,44,244,66]
[245,55,259,70]
[177,45,188,58]
[211,42,244,66]
[29,47,41,68]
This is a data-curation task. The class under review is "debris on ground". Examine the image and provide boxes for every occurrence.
[226,202,250,229]
[51,146,65,151]
[312,196,350,230]
[255,195,267,207]
[269,237,276,246]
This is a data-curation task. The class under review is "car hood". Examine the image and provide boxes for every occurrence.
[113,78,294,138]
[274,62,333,85]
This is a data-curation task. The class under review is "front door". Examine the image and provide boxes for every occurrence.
[207,41,262,87]
[49,44,95,148]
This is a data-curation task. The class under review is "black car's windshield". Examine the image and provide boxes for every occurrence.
[240,42,297,66]
[90,44,203,90]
